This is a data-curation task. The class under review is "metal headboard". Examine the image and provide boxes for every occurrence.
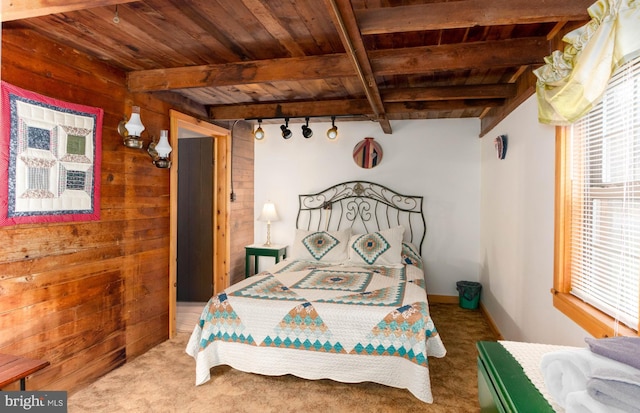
[296,181,426,252]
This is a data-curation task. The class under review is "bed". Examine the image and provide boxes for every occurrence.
[186,181,447,403]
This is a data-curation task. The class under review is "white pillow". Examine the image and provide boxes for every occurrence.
[347,226,405,266]
[290,228,352,262]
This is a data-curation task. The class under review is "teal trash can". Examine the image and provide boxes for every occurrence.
[456,281,482,309]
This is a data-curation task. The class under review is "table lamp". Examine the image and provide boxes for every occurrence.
[257,202,279,246]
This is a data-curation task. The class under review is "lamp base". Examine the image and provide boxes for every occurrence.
[124,137,144,149]
[264,222,272,247]
[153,158,172,168]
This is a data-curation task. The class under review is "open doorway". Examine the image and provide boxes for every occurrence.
[177,135,213,302]
[169,110,230,338]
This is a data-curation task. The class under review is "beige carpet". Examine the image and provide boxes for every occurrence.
[68,303,497,412]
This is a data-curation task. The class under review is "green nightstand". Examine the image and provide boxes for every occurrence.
[245,244,287,278]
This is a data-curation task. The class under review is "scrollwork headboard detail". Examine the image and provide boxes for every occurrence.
[296,181,426,252]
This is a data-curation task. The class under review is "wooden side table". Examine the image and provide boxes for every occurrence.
[0,354,50,391]
[245,244,287,278]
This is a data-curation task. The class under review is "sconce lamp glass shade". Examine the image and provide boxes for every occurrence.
[125,106,145,136]
[281,118,292,139]
[257,201,279,246]
[327,116,338,140]
[302,117,313,138]
[155,130,172,158]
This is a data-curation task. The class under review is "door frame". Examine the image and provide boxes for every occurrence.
[169,110,231,338]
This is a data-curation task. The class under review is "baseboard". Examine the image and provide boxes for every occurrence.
[427,294,459,304]
[479,302,504,340]
[428,294,504,340]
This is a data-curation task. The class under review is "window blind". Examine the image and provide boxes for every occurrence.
[569,55,640,332]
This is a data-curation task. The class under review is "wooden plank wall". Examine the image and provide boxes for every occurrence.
[228,121,255,286]
[0,27,254,393]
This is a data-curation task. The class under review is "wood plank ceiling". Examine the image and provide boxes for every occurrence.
[2,0,592,136]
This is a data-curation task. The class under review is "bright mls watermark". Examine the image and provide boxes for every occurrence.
[1,392,67,412]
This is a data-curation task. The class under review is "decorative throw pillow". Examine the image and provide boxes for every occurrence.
[401,242,423,269]
[290,228,351,262]
[347,226,405,266]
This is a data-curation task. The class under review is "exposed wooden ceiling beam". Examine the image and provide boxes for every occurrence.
[208,94,506,121]
[386,99,504,114]
[127,54,354,92]
[382,84,516,102]
[325,0,391,134]
[356,0,593,35]
[1,0,137,22]
[369,37,549,76]
[208,99,372,121]
[129,37,549,92]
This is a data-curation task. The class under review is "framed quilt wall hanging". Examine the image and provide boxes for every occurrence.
[0,81,103,226]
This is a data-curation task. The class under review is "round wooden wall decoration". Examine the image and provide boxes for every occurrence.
[353,137,383,169]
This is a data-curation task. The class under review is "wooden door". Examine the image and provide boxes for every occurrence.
[177,137,214,302]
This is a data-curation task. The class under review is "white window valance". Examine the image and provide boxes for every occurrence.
[534,0,640,125]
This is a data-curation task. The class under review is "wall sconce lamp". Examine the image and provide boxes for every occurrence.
[327,116,338,140]
[148,130,172,168]
[281,118,292,139]
[254,119,265,140]
[257,201,279,246]
[118,105,172,168]
[120,105,145,149]
[301,117,313,139]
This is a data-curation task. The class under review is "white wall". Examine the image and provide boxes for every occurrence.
[254,118,481,296]
[480,96,589,346]
[253,105,591,346]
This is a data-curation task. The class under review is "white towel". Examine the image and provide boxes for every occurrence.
[566,390,627,413]
[540,348,640,408]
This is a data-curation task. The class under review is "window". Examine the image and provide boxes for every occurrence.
[555,55,640,337]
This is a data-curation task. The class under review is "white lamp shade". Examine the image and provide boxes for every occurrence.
[125,106,145,137]
[257,202,279,222]
[155,130,172,158]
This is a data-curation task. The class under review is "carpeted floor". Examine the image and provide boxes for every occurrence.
[68,303,497,412]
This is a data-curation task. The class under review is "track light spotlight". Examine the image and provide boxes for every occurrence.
[327,116,338,140]
[301,117,313,138]
[281,118,292,139]
[254,119,265,140]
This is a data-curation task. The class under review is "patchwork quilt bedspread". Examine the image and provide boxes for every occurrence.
[185,259,447,403]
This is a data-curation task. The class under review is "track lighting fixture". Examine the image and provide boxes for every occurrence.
[327,116,338,140]
[248,116,338,141]
[301,117,313,138]
[254,119,265,140]
[281,118,292,139]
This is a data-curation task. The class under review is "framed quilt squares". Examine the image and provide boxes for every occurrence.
[0,81,103,226]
